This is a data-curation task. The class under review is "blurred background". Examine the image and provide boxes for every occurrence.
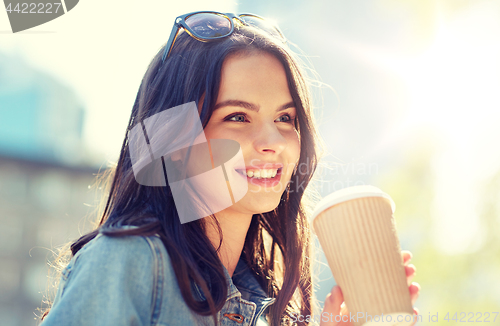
[1,0,499,325]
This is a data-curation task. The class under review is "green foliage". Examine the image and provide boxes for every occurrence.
[376,137,500,325]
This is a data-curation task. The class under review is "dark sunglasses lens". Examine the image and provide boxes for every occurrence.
[185,13,232,38]
[239,15,283,40]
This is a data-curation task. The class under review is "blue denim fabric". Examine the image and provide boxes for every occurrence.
[40,229,276,326]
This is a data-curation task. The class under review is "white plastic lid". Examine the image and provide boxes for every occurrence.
[311,185,396,225]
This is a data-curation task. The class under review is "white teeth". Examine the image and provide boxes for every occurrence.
[244,169,278,179]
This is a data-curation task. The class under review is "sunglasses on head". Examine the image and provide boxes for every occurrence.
[161,11,285,63]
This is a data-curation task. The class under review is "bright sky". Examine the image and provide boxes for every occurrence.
[2,1,499,255]
[0,0,237,162]
[391,5,500,254]
[333,3,500,254]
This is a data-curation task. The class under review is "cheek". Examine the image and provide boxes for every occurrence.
[205,128,245,147]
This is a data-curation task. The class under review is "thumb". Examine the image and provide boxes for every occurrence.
[323,286,344,316]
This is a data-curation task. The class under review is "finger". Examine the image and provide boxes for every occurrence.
[405,264,416,285]
[323,286,344,318]
[402,250,412,265]
[410,308,420,326]
[340,301,349,316]
[409,282,421,306]
[336,289,354,326]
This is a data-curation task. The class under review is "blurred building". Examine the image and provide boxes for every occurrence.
[0,52,104,326]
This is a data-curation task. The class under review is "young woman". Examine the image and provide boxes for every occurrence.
[39,12,420,326]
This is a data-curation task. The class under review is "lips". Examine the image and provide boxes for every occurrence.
[236,167,282,179]
[234,167,283,187]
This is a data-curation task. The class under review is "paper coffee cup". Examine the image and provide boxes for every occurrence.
[311,185,414,326]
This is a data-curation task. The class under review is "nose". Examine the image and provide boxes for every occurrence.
[253,121,287,155]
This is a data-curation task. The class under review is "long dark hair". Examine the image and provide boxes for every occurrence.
[42,24,321,326]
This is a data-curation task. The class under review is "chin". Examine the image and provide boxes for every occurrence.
[244,193,283,215]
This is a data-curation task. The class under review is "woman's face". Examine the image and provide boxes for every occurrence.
[203,51,301,216]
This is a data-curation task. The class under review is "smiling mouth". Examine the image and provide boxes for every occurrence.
[235,168,283,179]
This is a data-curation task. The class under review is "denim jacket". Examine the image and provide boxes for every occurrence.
[40,230,276,326]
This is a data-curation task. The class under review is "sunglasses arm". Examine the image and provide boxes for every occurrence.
[161,22,182,63]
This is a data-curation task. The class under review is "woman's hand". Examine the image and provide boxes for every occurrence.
[320,250,420,326]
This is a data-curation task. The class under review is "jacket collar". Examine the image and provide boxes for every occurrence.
[192,257,275,305]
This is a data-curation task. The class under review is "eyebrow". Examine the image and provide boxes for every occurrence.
[213,100,295,112]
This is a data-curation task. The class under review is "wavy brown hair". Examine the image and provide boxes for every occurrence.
[41,24,322,326]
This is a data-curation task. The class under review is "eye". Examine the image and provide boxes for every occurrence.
[226,113,248,122]
[275,114,293,123]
